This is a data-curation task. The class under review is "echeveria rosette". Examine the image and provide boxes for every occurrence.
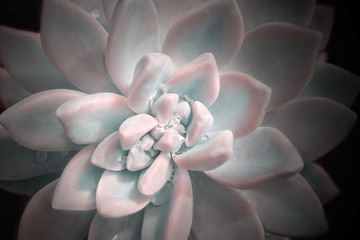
[0,0,359,239]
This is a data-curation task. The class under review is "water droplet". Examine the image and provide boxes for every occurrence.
[90,8,100,19]
[34,151,48,164]
[200,134,209,143]
[151,181,173,206]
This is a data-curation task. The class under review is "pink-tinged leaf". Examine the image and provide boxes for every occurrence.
[208,72,271,139]
[310,4,335,50]
[166,53,219,106]
[241,176,328,237]
[119,114,158,150]
[56,92,134,144]
[52,145,104,211]
[89,211,144,240]
[106,0,160,94]
[91,131,127,171]
[96,170,151,218]
[101,0,118,26]
[162,0,244,70]
[138,152,172,196]
[295,62,360,106]
[301,163,340,205]
[175,101,191,125]
[191,172,265,240]
[0,26,77,93]
[158,0,208,45]
[0,68,30,108]
[152,93,178,124]
[41,0,118,93]
[186,101,213,147]
[18,180,96,240]
[127,53,172,113]
[127,144,153,171]
[262,98,357,162]
[173,130,233,171]
[205,127,303,189]
[142,167,193,240]
[0,125,77,180]
[0,171,61,196]
[154,128,183,153]
[226,22,321,110]
[236,0,316,32]
[71,0,109,30]
[0,89,86,151]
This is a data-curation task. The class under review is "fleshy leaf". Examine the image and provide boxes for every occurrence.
[0,68,30,108]
[236,0,316,32]
[18,180,96,240]
[0,26,77,93]
[191,172,265,240]
[162,0,244,70]
[310,4,335,50]
[91,131,127,171]
[106,0,160,94]
[89,211,144,240]
[119,114,158,150]
[96,170,151,218]
[158,0,208,45]
[0,89,86,151]
[56,92,134,144]
[205,127,303,189]
[166,53,219,106]
[208,72,271,139]
[138,152,172,196]
[142,167,193,240]
[173,130,233,171]
[152,93,178,124]
[0,171,61,196]
[294,62,360,106]
[41,0,118,93]
[52,145,104,211]
[226,22,322,110]
[241,176,328,237]
[301,163,340,205]
[127,53,172,113]
[71,0,109,30]
[0,125,76,180]
[262,98,357,162]
[265,233,290,240]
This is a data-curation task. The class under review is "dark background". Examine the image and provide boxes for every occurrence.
[0,0,359,239]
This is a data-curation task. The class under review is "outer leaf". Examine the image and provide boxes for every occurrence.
[0,26,77,93]
[208,72,271,139]
[0,68,30,108]
[262,97,357,162]
[106,0,160,94]
[0,125,76,180]
[162,0,244,70]
[301,163,340,205]
[71,0,109,30]
[0,171,61,196]
[241,176,328,237]
[52,145,104,211]
[56,92,134,144]
[205,127,303,189]
[236,0,316,32]
[142,167,193,240]
[294,62,360,106]
[41,0,118,93]
[191,172,265,240]
[18,180,96,240]
[0,90,86,151]
[226,22,322,110]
